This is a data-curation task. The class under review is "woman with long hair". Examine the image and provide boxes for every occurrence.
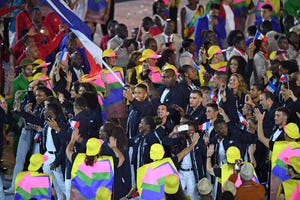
[228,73,248,112]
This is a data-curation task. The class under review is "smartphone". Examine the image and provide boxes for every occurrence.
[178,124,189,132]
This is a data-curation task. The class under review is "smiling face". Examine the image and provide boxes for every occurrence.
[134,87,148,102]
[229,75,239,90]
[229,59,239,73]
[157,104,169,119]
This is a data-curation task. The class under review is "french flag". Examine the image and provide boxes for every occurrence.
[198,121,210,131]
[210,91,217,102]
[279,74,289,83]
[237,111,247,126]
[264,81,277,93]
[42,0,124,86]
[34,132,42,142]
[69,120,80,129]
[255,30,267,43]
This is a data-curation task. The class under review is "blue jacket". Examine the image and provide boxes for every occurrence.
[194,15,226,56]
[158,82,190,124]
[254,16,281,33]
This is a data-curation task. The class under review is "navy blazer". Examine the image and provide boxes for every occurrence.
[158,82,190,124]
[254,16,281,33]
[194,15,226,56]
[40,115,67,167]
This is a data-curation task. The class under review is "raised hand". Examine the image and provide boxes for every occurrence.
[253,108,265,121]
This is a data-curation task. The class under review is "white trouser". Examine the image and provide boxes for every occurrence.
[179,170,199,200]
[43,151,66,200]
[65,179,71,200]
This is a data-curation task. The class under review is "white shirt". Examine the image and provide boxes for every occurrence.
[218,139,227,166]
[181,141,193,169]
[46,126,56,152]
[223,5,235,35]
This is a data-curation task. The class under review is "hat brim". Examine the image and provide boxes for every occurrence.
[139,55,161,62]
[16,62,39,69]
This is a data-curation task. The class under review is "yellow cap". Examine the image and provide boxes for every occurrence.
[284,123,300,139]
[207,45,222,60]
[32,59,51,71]
[226,146,241,164]
[288,156,300,174]
[139,49,161,61]
[86,138,101,156]
[150,143,165,161]
[164,174,179,194]
[96,187,111,200]
[102,49,117,58]
[28,154,48,172]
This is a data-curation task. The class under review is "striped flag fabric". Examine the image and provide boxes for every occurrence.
[198,121,210,131]
[237,111,247,126]
[69,120,80,129]
[42,0,124,86]
[264,81,277,93]
[279,74,289,83]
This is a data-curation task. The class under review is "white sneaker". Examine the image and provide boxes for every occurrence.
[4,187,14,194]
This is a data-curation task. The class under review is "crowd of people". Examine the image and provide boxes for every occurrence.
[0,0,300,199]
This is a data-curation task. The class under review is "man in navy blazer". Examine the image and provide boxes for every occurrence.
[194,3,226,56]
[159,69,190,124]
[254,4,281,33]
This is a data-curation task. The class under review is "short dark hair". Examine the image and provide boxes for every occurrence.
[247,25,257,36]
[144,38,157,49]
[275,106,289,118]
[262,4,273,12]
[136,83,148,92]
[213,118,226,127]
[210,3,220,10]
[158,103,169,112]
[252,83,264,92]
[179,65,193,76]
[142,116,156,130]
[46,103,59,116]
[191,90,203,98]
[36,86,53,97]
[74,96,87,110]
[233,36,245,46]
[262,91,276,102]
[206,103,219,112]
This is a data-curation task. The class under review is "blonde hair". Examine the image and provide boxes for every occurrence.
[229,73,248,98]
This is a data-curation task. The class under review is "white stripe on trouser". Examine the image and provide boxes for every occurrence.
[179,170,199,200]
[43,151,66,200]
[129,147,136,185]
[65,179,71,200]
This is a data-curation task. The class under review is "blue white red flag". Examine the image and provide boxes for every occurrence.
[198,121,210,131]
[279,74,289,83]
